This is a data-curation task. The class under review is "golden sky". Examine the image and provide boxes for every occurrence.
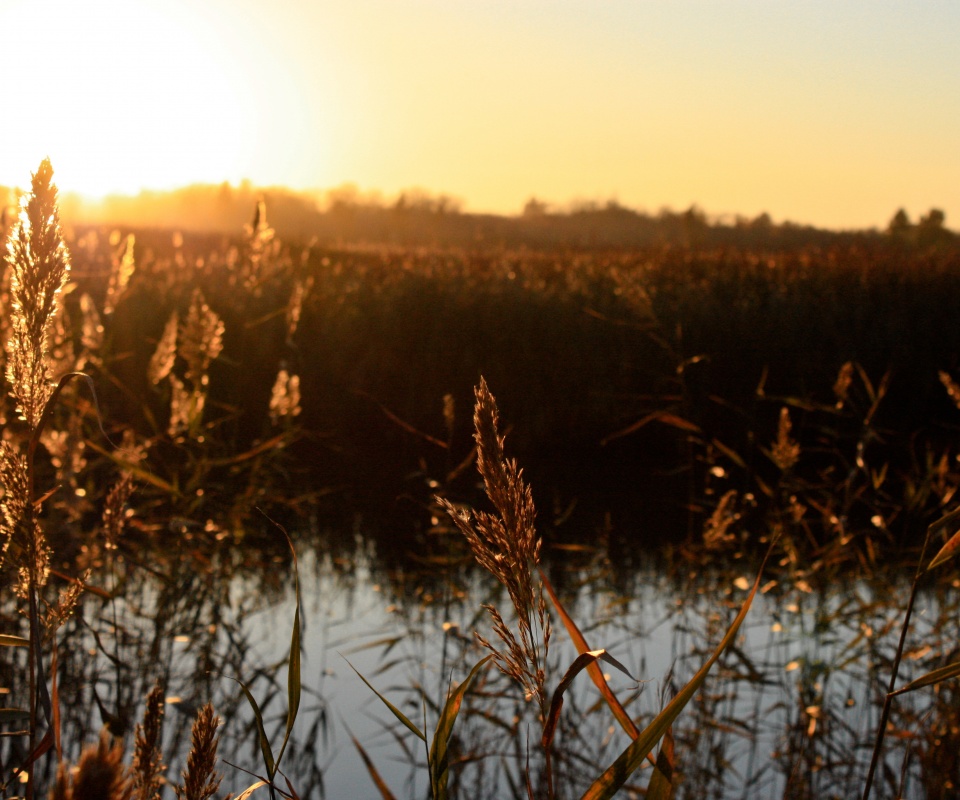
[2,0,958,230]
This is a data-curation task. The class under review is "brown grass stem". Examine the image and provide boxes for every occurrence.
[861,514,940,800]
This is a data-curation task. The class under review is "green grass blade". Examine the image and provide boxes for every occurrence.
[581,555,767,800]
[429,654,494,796]
[891,660,960,697]
[346,659,426,742]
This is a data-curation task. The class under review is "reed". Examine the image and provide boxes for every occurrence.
[50,731,132,800]
[440,378,551,715]
[131,681,166,800]
[174,704,224,800]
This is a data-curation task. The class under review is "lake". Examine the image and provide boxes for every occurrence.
[4,508,958,800]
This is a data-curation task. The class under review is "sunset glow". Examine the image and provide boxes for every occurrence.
[2,0,958,229]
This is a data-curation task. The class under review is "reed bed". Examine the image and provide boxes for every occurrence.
[5,160,960,798]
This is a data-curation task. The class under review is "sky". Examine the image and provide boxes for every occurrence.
[1,0,958,230]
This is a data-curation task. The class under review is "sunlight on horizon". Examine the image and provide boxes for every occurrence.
[0,0,331,199]
[1,1,958,229]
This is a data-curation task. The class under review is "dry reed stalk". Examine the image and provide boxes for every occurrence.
[131,681,166,800]
[940,370,960,410]
[0,437,28,571]
[148,313,179,386]
[284,277,312,340]
[703,489,740,551]
[160,289,224,438]
[103,234,136,316]
[102,472,136,552]
[2,163,72,800]
[42,571,89,640]
[241,199,275,289]
[178,289,224,390]
[439,378,551,715]
[771,406,800,471]
[832,361,854,408]
[268,369,301,425]
[78,293,104,367]
[174,703,225,800]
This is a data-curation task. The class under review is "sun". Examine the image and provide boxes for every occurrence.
[1,0,256,197]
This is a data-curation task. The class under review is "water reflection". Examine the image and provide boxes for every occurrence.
[3,515,959,799]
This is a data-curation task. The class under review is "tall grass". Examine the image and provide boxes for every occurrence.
[6,157,960,797]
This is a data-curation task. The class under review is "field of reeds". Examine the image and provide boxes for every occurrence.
[5,161,960,798]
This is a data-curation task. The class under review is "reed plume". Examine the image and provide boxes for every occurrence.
[49,730,133,800]
[131,681,166,800]
[103,233,136,316]
[174,703,226,800]
[771,406,800,471]
[4,158,70,429]
[148,313,179,386]
[0,437,28,571]
[268,368,301,425]
[703,489,740,551]
[178,289,224,390]
[439,378,551,714]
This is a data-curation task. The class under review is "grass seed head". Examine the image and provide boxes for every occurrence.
[175,703,225,800]
[4,158,71,427]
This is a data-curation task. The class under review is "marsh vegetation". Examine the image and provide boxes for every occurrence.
[3,162,960,798]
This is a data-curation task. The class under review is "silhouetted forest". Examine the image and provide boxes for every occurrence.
[2,181,955,250]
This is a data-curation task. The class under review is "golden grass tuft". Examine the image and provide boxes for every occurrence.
[439,378,551,713]
[132,681,166,800]
[4,158,70,429]
[771,406,800,472]
[50,730,133,800]
[174,703,226,800]
[268,369,302,425]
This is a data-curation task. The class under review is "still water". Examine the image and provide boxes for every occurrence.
[3,514,959,799]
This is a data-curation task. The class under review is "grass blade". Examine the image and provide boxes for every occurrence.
[268,518,302,777]
[346,659,427,742]
[891,660,960,697]
[924,505,960,571]
[0,634,29,647]
[225,675,275,777]
[542,649,635,751]
[645,728,676,800]
[429,654,494,795]
[350,731,398,800]
[581,551,768,800]
[235,780,269,799]
[541,570,640,740]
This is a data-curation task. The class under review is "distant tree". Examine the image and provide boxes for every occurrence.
[919,208,946,230]
[522,197,549,218]
[887,208,911,236]
[917,208,951,245]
